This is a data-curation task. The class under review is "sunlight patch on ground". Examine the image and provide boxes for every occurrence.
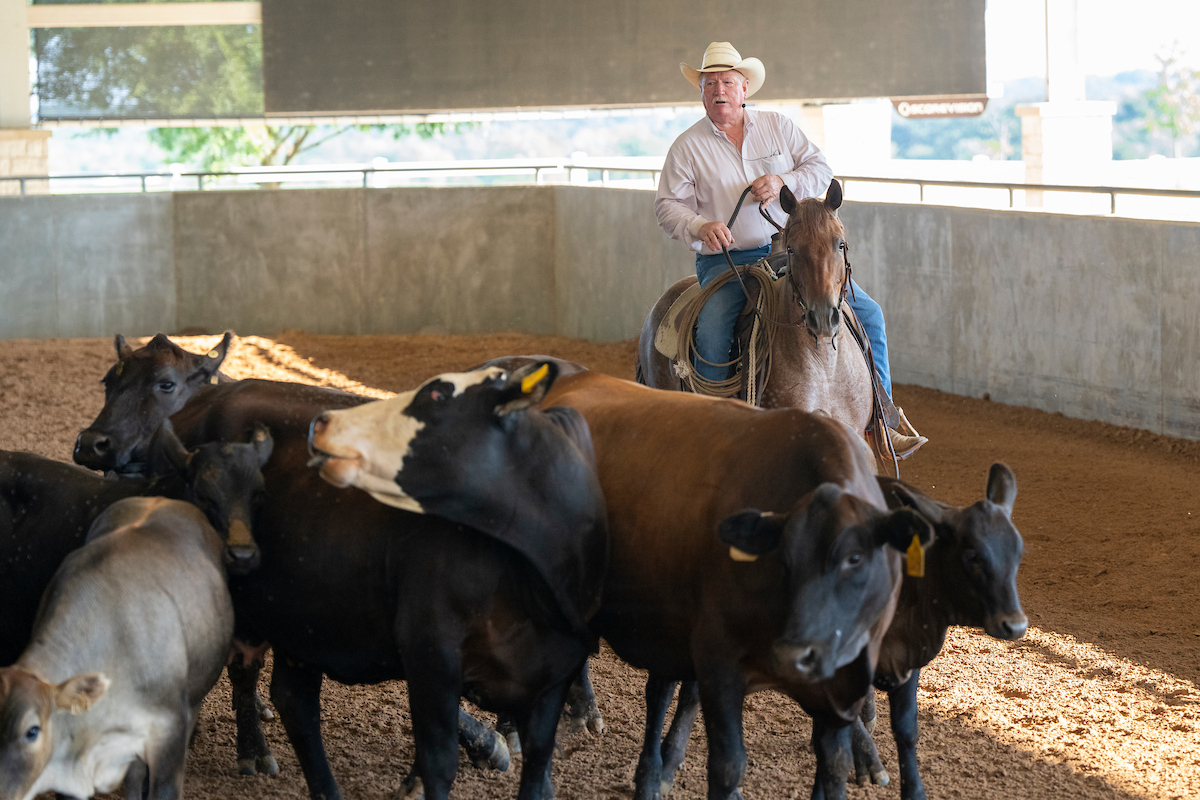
[921,627,1200,799]
[154,335,394,399]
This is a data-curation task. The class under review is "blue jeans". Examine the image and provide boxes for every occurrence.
[694,248,893,397]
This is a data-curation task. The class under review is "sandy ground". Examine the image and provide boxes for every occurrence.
[2,330,1198,800]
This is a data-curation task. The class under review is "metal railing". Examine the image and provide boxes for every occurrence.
[0,158,662,195]
[5,162,1200,219]
[839,175,1200,215]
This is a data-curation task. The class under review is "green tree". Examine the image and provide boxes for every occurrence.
[1145,44,1200,158]
[148,123,464,171]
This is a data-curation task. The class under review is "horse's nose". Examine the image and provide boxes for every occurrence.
[804,306,841,338]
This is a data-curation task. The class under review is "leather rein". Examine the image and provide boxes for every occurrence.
[721,185,853,343]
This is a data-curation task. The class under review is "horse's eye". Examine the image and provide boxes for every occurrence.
[23,725,39,743]
[838,241,846,251]
[156,381,176,394]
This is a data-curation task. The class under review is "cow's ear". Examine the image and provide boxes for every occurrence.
[55,673,110,714]
[889,483,945,525]
[825,179,843,211]
[719,509,786,562]
[149,419,192,476]
[779,185,798,215]
[986,463,1017,516]
[250,423,274,467]
[495,361,559,416]
[188,331,233,385]
[114,333,134,362]
[875,507,935,553]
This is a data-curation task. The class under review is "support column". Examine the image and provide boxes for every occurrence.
[1016,0,1113,207]
[0,0,50,195]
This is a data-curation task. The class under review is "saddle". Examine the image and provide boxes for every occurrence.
[653,251,900,433]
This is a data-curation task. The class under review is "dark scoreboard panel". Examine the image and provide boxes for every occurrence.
[262,0,985,115]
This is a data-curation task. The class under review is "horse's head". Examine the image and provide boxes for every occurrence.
[780,179,849,340]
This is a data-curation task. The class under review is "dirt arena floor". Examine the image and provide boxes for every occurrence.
[3,331,1198,800]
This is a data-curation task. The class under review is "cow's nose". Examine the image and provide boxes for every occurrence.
[224,545,261,575]
[772,642,824,681]
[74,431,113,468]
[998,613,1029,640]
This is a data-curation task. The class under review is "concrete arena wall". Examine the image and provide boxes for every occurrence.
[3,187,1200,439]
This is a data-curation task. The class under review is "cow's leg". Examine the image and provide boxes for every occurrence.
[564,657,604,734]
[810,719,852,800]
[860,689,876,733]
[458,708,510,771]
[516,678,574,800]
[661,679,701,793]
[144,710,193,800]
[697,666,746,800]
[633,674,677,800]
[270,656,342,800]
[497,713,522,754]
[849,716,888,786]
[406,647,465,800]
[122,759,149,800]
[889,668,926,800]
[229,659,279,776]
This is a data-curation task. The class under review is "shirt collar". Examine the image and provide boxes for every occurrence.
[706,108,756,139]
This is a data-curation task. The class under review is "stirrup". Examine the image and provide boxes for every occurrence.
[887,407,928,459]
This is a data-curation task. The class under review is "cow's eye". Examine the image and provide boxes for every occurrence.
[963,549,983,568]
[23,725,39,743]
[843,552,863,569]
[156,381,176,394]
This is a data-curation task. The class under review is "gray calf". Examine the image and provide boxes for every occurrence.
[0,496,233,800]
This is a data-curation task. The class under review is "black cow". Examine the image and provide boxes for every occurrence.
[642,466,1027,800]
[1,422,277,775]
[308,361,608,799]
[74,338,598,800]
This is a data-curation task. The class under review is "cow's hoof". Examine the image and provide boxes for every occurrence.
[471,731,510,772]
[863,714,876,734]
[258,755,280,776]
[661,778,674,797]
[398,774,424,800]
[504,730,522,756]
[587,711,605,735]
[237,759,256,776]
[871,766,889,786]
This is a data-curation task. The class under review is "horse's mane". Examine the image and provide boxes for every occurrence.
[789,198,845,250]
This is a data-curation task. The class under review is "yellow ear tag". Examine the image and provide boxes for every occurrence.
[906,533,925,578]
[521,364,549,394]
[114,362,124,376]
[210,375,219,385]
[207,350,219,359]
[729,546,759,562]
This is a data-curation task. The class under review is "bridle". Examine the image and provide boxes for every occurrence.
[720,185,854,343]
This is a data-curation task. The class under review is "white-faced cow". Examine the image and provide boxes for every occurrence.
[308,361,608,800]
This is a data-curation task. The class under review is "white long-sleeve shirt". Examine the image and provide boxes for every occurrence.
[655,109,833,255]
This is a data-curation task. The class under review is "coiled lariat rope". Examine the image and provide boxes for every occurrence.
[674,264,781,403]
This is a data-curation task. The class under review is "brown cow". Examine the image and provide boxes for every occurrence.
[479,358,932,800]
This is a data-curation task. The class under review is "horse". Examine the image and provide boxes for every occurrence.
[637,179,875,440]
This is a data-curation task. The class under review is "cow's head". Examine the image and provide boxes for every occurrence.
[307,361,608,630]
[719,483,933,683]
[74,332,233,476]
[889,463,1027,640]
[0,668,108,800]
[149,419,272,575]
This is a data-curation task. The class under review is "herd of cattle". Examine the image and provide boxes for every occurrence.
[0,332,1027,800]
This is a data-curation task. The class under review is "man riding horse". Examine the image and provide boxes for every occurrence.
[653,41,927,459]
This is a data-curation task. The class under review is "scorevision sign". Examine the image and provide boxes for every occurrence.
[892,95,988,118]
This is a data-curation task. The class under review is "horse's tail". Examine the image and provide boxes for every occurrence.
[634,357,647,386]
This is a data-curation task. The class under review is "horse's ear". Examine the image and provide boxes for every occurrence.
[779,185,798,215]
[825,179,843,211]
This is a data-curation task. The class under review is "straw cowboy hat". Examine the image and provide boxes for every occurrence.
[680,42,765,98]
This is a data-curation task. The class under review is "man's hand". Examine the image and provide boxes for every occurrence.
[750,174,785,206]
[698,220,734,252]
